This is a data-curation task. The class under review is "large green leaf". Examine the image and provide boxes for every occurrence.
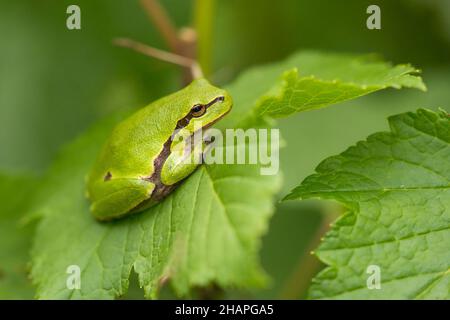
[0,174,37,299]
[285,109,450,299]
[29,51,425,299]
[29,114,280,299]
[220,51,425,129]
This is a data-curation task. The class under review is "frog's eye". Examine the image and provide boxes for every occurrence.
[190,104,206,117]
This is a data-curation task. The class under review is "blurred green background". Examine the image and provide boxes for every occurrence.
[0,0,449,299]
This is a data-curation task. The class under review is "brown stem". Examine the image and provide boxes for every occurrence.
[135,0,201,84]
[278,210,339,299]
[139,0,179,51]
[177,27,199,84]
[114,38,193,67]
[113,38,203,79]
[195,283,224,300]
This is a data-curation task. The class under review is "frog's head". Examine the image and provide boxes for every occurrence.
[175,78,233,134]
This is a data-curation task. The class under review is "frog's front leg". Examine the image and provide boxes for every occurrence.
[160,135,206,186]
[88,178,155,221]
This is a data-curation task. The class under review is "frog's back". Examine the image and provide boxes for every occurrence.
[86,78,233,220]
[89,78,228,184]
[90,99,178,184]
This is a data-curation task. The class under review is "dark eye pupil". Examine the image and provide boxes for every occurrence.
[192,105,202,112]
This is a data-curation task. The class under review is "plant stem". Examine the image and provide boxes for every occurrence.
[140,0,179,51]
[134,0,203,84]
[177,27,201,83]
[278,210,339,299]
[113,38,203,79]
[114,38,194,67]
[194,0,215,77]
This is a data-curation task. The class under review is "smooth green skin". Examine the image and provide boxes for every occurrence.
[86,78,232,221]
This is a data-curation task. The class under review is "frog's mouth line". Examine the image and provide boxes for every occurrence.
[176,95,228,130]
[204,95,225,108]
[180,106,232,151]
[143,99,232,181]
[201,105,232,130]
[132,101,232,215]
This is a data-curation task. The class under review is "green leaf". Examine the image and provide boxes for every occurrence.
[29,51,426,299]
[29,114,280,299]
[285,109,450,299]
[220,51,425,129]
[0,173,37,299]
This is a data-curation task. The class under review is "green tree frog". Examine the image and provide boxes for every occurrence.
[86,78,232,221]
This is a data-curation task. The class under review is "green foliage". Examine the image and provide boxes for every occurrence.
[27,52,426,299]
[0,174,37,299]
[285,109,450,299]
[220,52,425,129]
[1,0,448,174]
[29,113,280,299]
[1,0,449,301]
